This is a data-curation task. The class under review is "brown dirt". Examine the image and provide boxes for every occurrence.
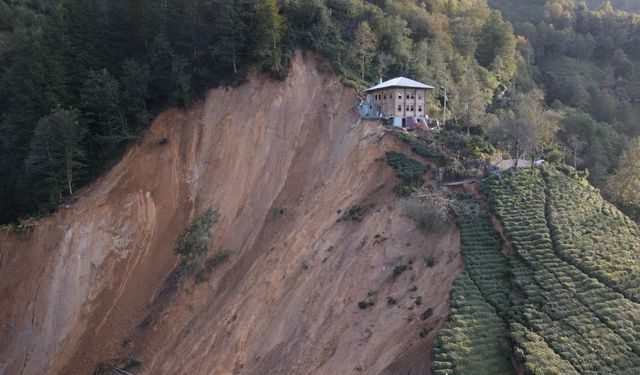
[0,52,462,375]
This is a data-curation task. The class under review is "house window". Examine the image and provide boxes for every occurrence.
[410,105,414,111]
[410,93,415,99]
[398,104,402,111]
[383,94,386,99]
[418,106,423,112]
[398,93,402,99]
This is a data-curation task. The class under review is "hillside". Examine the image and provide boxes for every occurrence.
[0,53,462,375]
[430,166,640,374]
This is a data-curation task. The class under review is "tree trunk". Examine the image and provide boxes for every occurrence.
[514,138,519,169]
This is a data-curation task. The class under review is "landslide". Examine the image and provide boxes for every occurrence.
[0,52,461,375]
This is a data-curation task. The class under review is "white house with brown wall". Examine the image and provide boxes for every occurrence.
[360,77,434,128]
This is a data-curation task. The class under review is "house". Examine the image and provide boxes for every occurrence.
[360,77,434,128]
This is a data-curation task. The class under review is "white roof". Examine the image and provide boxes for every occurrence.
[366,77,434,92]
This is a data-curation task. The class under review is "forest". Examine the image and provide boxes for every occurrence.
[1,0,639,223]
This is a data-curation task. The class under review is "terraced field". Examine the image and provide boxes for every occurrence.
[482,168,640,374]
[433,167,640,374]
[432,197,514,375]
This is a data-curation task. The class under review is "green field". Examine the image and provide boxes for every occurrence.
[432,197,514,375]
[434,167,640,374]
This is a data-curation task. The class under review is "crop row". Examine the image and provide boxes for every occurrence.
[483,169,640,373]
[543,167,640,302]
[433,200,513,375]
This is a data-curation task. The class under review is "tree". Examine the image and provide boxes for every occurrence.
[120,58,151,127]
[25,109,87,208]
[611,49,634,79]
[454,67,487,132]
[148,34,191,107]
[80,69,129,154]
[252,0,286,73]
[213,0,250,74]
[475,11,517,83]
[491,90,558,167]
[354,21,377,80]
[609,138,640,219]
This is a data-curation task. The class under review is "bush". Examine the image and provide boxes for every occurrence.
[393,264,408,279]
[176,208,219,259]
[337,205,367,222]
[425,257,435,267]
[386,151,426,195]
[546,150,563,163]
[387,296,397,305]
[401,196,449,232]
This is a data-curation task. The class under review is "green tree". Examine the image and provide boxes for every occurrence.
[252,0,286,73]
[454,67,487,132]
[25,109,87,208]
[120,58,151,127]
[609,138,640,219]
[80,69,129,153]
[475,11,517,83]
[491,90,558,167]
[213,0,250,74]
[354,21,377,80]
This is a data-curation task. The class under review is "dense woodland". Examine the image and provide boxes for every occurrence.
[1,0,640,223]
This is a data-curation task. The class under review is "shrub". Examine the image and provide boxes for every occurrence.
[425,257,435,267]
[387,296,397,305]
[337,205,367,222]
[467,135,495,159]
[358,301,369,309]
[392,264,408,279]
[176,208,219,260]
[195,250,231,284]
[546,150,563,163]
[386,151,426,195]
[401,195,449,232]
[419,324,433,338]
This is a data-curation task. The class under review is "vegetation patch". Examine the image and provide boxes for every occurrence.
[479,167,640,373]
[175,208,220,276]
[431,195,513,375]
[392,264,408,280]
[337,204,371,222]
[358,300,375,310]
[385,152,426,195]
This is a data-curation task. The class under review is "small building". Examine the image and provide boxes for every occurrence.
[361,77,434,128]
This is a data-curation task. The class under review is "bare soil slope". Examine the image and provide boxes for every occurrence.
[0,53,461,375]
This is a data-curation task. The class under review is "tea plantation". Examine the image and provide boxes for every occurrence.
[432,197,513,375]
[433,167,640,374]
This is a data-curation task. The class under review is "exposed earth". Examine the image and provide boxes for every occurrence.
[0,53,461,375]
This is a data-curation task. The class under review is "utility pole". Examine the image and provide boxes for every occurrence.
[440,85,447,128]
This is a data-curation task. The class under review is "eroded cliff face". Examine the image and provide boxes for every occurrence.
[0,53,461,375]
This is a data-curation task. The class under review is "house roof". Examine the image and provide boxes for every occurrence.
[365,77,434,92]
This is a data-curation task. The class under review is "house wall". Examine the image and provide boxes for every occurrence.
[370,88,428,119]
